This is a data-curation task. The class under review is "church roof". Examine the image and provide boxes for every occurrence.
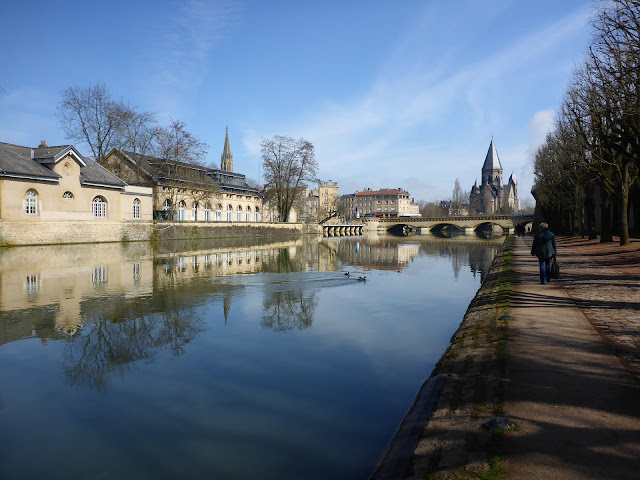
[482,138,502,172]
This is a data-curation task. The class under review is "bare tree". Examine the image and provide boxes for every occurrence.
[419,200,448,217]
[57,83,128,162]
[117,107,158,183]
[451,178,468,215]
[533,0,640,244]
[261,135,317,222]
[154,120,210,218]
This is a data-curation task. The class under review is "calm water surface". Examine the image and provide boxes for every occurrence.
[0,233,502,480]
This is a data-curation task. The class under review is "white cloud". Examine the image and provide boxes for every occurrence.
[151,0,240,116]
[527,109,555,156]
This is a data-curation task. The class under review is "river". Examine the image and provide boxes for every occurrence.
[0,232,502,480]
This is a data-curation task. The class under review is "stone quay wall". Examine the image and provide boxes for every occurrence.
[0,220,322,246]
[0,220,153,246]
[153,221,309,242]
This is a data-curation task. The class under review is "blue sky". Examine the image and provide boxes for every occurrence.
[0,0,592,203]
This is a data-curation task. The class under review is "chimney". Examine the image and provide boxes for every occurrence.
[39,140,47,148]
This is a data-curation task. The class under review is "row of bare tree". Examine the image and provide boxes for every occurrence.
[533,0,640,245]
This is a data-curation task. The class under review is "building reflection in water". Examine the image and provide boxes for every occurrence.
[0,233,503,390]
[330,232,502,283]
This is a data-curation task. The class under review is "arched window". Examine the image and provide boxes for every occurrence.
[227,205,233,221]
[204,204,211,222]
[255,206,260,223]
[133,198,141,219]
[246,206,251,222]
[25,189,38,215]
[92,196,106,218]
[163,199,171,211]
[62,191,74,200]
[237,205,242,222]
[178,201,186,221]
[193,202,199,221]
[216,204,222,221]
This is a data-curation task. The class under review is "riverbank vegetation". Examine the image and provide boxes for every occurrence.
[533,0,640,245]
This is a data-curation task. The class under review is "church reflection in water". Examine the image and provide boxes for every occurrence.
[0,233,503,390]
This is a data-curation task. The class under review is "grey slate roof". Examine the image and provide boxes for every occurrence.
[0,142,126,188]
[482,138,503,172]
[0,143,61,180]
[117,149,260,196]
[79,157,127,187]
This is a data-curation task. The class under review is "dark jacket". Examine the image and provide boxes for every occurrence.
[531,229,556,260]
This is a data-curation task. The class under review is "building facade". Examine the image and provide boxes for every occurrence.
[0,141,153,223]
[350,188,420,218]
[102,129,263,223]
[469,139,518,214]
[300,180,339,222]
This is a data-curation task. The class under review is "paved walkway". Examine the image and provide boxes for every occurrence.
[503,236,640,479]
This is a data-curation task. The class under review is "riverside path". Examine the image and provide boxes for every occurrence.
[503,236,640,479]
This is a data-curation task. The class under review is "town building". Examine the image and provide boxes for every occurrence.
[338,193,356,220]
[102,128,262,222]
[0,139,153,231]
[469,139,518,214]
[315,180,339,220]
[349,188,420,218]
[299,180,339,222]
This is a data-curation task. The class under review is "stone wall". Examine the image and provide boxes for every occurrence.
[0,220,153,246]
[153,221,304,241]
[0,220,321,246]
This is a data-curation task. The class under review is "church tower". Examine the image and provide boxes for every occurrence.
[221,126,233,172]
[481,138,503,189]
[470,138,517,214]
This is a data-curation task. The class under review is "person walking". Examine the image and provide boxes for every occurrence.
[531,222,557,284]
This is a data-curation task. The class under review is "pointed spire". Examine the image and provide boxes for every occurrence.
[509,171,517,184]
[221,126,233,172]
[482,138,503,172]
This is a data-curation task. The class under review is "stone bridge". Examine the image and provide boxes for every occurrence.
[368,213,534,235]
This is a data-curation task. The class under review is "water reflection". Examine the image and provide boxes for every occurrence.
[63,307,205,391]
[326,232,501,282]
[262,290,318,332]
[0,234,504,480]
[0,234,503,393]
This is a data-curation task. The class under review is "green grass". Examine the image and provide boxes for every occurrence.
[477,456,503,480]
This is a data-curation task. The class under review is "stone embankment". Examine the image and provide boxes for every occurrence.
[0,220,322,246]
[372,237,513,480]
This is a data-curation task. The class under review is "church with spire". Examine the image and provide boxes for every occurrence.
[221,126,233,172]
[469,138,519,214]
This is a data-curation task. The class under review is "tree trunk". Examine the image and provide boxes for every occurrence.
[619,162,631,246]
[571,197,580,236]
[600,187,613,243]
[585,187,597,240]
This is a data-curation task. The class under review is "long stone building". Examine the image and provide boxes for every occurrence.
[102,128,263,222]
[469,139,518,214]
[340,188,419,219]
